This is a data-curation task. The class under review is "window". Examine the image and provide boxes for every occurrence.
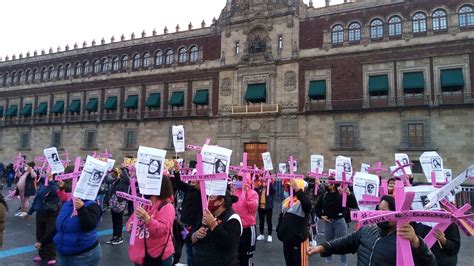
[340,125,355,148]
[33,69,39,82]
[332,24,344,44]
[25,70,30,83]
[41,68,47,81]
[75,62,82,76]
[52,131,62,148]
[121,55,129,69]
[407,123,424,147]
[133,54,141,69]
[102,58,109,72]
[370,19,384,39]
[48,66,54,80]
[143,53,150,67]
[124,129,137,149]
[17,71,22,84]
[19,132,30,150]
[278,36,283,49]
[155,51,163,66]
[459,5,474,28]
[84,130,97,149]
[83,61,90,75]
[388,16,402,37]
[411,160,423,174]
[178,48,187,63]
[335,122,361,150]
[2,73,7,86]
[112,57,119,71]
[93,59,100,73]
[165,49,174,65]
[57,65,64,79]
[10,72,16,85]
[348,22,361,42]
[190,46,199,62]
[235,42,240,55]
[65,64,71,78]
[412,12,427,33]
[433,9,447,31]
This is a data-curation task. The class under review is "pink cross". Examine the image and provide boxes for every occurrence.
[56,156,83,216]
[98,148,113,159]
[307,168,329,195]
[229,153,264,185]
[186,138,211,152]
[34,156,51,186]
[367,162,388,177]
[117,178,152,246]
[430,171,448,188]
[62,150,72,168]
[274,156,304,207]
[328,172,354,208]
[390,160,413,186]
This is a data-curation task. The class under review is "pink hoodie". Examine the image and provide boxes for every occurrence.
[233,188,258,228]
[127,200,175,264]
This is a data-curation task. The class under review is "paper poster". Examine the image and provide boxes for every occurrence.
[288,159,298,172]
[201,144,232,196]
[172,125,185,153]
[262,152,274,171]
[43,147,65,174]
[177,159,184,169]
[353,172,380,211]
[328,169,336,177]
[136,146,167,195]
[336,156,352,181]
[106,159,116,171]
[310,155,324,173]
[395,153,412,175]
[405,185,440,227]
[420,152,444,183]
[360,163,370,174]
[279,163,287,174]
[444,169,452,182]
[73,156,109,200]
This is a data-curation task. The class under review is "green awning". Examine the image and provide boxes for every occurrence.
[85,98,98,112]
[51,101,65,114]
[103,96,117,110]
[124,95,138,109]
[20,103,32,116]
[0,106,3,117]
[169,91,184,107]
[192,89,209,105]
[68,100,81,113]
[245,83,266,103]
[146,93,161,108]
[308,80,327,100]
[369,75,389,93]
[403,72,425,93]
[441,69,464,90]
[5,105,18,117]
[34,102,48,115]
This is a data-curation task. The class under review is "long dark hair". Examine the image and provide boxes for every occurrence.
[0,193,8,211]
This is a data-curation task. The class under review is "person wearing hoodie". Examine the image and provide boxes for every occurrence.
[255,176,276,243]
[232,176,259,266]
[276,179,312,266]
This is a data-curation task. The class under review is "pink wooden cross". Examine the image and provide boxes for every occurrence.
[390,160,413,186]
[307,168,329,195]
[181,153,228,215]
[430,171,449,188]
[186,138,211,152]
[55,156,83,193]
[117,178,152,246]
[230,153,264,185]
[367,161,388,177]
[13,153,25,172]
[328,172,354,208]
[275,156,304,207]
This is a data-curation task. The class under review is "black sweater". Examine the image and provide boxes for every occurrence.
[315,189,358,220]
[415,223,460,266]
[173,171,203,228]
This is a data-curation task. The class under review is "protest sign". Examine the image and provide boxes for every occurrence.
[73,156,109,200]
[353,172,380,211]
[136,146,166,195]
[201,144,232,196]
[172,125,185,153]
[420,151,444,183]
[262,152,274,171]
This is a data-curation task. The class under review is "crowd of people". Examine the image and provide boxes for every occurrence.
[0,159,464,266]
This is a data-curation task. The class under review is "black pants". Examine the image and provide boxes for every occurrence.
[283,242,301,266]
[127,200,134,215]
[36,212,57,260]
[111,210,124,238]
[238,226,256,266]
[258,208,273,235]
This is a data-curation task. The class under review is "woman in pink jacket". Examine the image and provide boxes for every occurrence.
[232,176,259,266]
[127,175,175,266]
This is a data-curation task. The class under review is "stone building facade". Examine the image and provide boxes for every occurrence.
[1,0,473,176]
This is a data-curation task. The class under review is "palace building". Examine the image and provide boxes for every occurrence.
[1,0,473,175]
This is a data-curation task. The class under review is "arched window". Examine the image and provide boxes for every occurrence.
[10,72,16,85]
[75,62,82,76]
[331,25,344,44]
[83,61,90,75]
[57,65,64,79]
[433,9,447,31]
[133,54,141,69]
[165,49,174,65]
[112,57,119,71]
[155,51,163,66]
[190,46,199,62]
[93,59,100,73]
[48,66,54,80]
[121,55,129,69]
[459,5,474,28]
[412,12,427,33]
[178,48,188,63]
[17,71,23,83]
[370,19,384,39]
[143,53,150,67]
[33,69,39,82]
[65,64,71,78]
[388,16,402,37]
[41,68,47,81]
[348,22,361,42]
[25,70,30,83]
[2,73,7,86]
[102,58,109,72]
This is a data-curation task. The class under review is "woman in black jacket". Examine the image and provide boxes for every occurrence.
[106,168,130,245]
[255,177,276,242]
[415,222,460,266]
[308,195,436,266]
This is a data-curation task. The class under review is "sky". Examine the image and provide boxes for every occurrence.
[0,0,344,59]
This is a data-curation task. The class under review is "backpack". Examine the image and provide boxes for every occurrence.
[156,200,184,264]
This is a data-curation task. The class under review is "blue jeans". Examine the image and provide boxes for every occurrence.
[185,241,194,266]
[58,244,101,266]
[97,194,105,210]
[324,218,348,266]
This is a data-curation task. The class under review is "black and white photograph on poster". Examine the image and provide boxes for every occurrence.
[74,156,109,201]
[43,147,65,174]
[360,163,370,174]
[310,155,324,173]
[262,152,274,171]
[172,125,185,153]
[136,146,167,195]
[420,151,444,183]
[444,169,452,182]
[405,185,440,227]
[395,153,412,175]
[288,159,298,172]
[279,163,287,174]
[353,172,379,211]
[201,144,232,196]
[336,155,352,181]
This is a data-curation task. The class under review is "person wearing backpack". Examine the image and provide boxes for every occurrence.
[127,175,175,266]
[106,168,130,245]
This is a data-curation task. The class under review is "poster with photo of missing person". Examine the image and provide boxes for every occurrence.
[353,172,380,211]
[360,163,370,174]
[73,156,109,200]
[335,155,352,181]
[420,151,444,183]
[395,153,412,175]
[201,144,232,196]
[262,152,274,171]
[136,146,167,196]
[406,185,441,227]
[43,147,65,174]
[310,155,324,173]
[172,125,185,153]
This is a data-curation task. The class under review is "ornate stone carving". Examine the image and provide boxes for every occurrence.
[284,71,296,90]
[249,121,261,131]
[220,78,232,96]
